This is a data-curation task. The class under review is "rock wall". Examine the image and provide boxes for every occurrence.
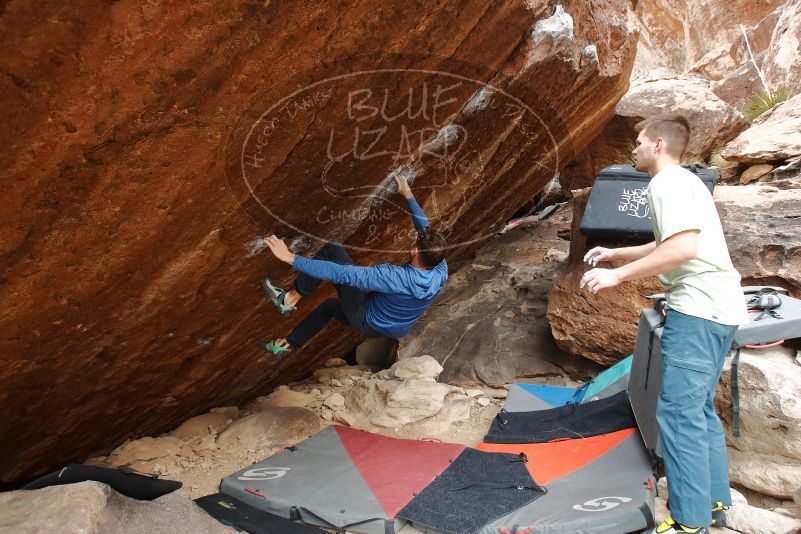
[631,0,789,81]
[0,1,638,481]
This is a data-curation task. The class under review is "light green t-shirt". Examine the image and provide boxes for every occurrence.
[647,165,748,326]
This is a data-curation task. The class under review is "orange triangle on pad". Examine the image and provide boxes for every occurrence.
[477,428,636,485]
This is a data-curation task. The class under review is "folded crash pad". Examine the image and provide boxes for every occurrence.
[485,390,637,444]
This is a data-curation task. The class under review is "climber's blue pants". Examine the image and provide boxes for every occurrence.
[657,310,738,527]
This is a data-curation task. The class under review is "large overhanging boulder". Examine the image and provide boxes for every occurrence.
[547,185,801,365]
[0,2,639,482]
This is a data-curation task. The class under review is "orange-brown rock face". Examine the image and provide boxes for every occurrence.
[0,1,637,481]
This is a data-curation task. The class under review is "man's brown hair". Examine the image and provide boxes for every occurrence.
[416,227,447,268]
[635,114,691,159]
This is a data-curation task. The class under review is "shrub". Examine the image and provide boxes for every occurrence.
[744,86,796,121]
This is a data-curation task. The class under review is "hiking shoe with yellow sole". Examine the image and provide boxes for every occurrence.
[649,516,709,534]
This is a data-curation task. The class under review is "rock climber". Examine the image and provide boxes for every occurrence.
[580,114,748,534]
[258,174,448,358]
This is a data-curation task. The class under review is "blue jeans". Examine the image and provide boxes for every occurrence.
[657,310,738,527]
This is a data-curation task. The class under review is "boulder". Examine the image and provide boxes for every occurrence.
[717,346,801,499]
[400,202,603,385]
[216,407,320,450]
[740,163,775,184]
[727,449,801,500]
[400,396,474,436]
[389,355,443,382]
[0,0,640,482]
[722,93,801,163]
[725,503,801,534]
[548,185,801,364]
[344,377,457,429]
[169,412,233,441]
[107,436,184,468]
[0,481,235,534]
[615,75,748,161]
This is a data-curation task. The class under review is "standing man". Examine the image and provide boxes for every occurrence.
[580,114,747,534]
[258,174,448,358]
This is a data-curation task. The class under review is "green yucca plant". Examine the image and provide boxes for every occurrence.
[744,86,796,121]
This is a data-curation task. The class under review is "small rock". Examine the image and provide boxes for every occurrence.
[740,164,775,185]
[324,358,347,368]
[477,397,491,407]
[465,389,484,398]
[390,355,443,381]
[323,393,346,410]
[341,377,355,387]
[321,409,334,421]
[544,248,569,262]
[310,389,322,397]
[795,351,800,366]
[277,384,290,391]
[330,379,343,387]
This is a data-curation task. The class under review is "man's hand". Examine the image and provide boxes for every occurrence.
[264,235,296,265]
[393,174,413,199]
[579,268,621,294]
[583,246,616,266]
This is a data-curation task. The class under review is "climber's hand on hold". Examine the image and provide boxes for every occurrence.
[265,235,296,265]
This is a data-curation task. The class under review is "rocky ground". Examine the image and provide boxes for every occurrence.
[83,355,518,501]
